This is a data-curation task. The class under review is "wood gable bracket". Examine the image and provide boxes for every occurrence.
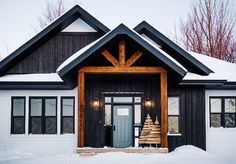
[102,40,143,67]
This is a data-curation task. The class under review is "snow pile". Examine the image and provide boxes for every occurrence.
[0,149,34,162]
[0,145,235,164]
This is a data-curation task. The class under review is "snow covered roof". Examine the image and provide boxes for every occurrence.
[57,23,187,79]
[0,4,236,89]
[184,52,236,83]
[0,73,63,82]
[0,5,109,76]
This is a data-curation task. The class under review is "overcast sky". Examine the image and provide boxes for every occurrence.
[0,0,235,59]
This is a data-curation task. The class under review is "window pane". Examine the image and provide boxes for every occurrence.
[31,117,42,134]
[45,99,56,116]
[13,98,24,116]
[62,99,74,116]
[113,97,132,103]
[105,105,111,125]
[210,114,221,127]
[225,114,235,128]
[13,117,24,134]
[210,98,221,113]
[117,108,129,116]
[62,117,73,133]
[31,99,42,116]
[45,117,57,134]
[134,97,141,103]
[134,105,141,124]
[168,97,179,115]
[105,97,111,103]
[225,99,236,113]
[168,116,179,133]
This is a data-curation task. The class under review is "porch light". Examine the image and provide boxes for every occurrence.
[93,98,100,108]
[145,98,152,108]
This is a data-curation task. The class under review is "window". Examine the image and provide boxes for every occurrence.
[29,97,57,134]
[11,97,25,134]
[210,97,236,128]
[168,97,180,134]
[61,97,75,134]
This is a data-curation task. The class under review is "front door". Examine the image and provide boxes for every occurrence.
[113,105,133,148]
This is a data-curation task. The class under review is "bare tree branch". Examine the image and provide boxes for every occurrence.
[179,0,236,63]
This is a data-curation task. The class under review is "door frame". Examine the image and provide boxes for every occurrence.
[112,104,133,148]
[103,94,143,147]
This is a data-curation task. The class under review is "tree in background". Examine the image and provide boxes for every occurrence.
[180,0,236,63]
[36,0,66,30]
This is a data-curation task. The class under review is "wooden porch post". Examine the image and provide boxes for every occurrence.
[78,71,85,147]
[160,71,168,148]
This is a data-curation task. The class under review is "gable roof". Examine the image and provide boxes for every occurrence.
[57,24,187,81]
[134,21,213,75]
[0,5,110,76]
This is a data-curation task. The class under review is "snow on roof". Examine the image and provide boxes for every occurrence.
[184,52,236,82]
[0,73,63,82]
[57,26,188,74]
[140,34,187,72]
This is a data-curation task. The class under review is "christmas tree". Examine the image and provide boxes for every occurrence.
[139,114,161,146]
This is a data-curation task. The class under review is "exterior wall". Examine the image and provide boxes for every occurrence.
[168,85,206,151]
[7,32,101,74]
[0,88,78,155]
[205,90,236,157]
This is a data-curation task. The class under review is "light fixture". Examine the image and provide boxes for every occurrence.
[145,98,152,108]
[93,98,100,108]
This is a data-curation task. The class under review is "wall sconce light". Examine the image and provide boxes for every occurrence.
[93,98,100,108]
[145,98,152,108]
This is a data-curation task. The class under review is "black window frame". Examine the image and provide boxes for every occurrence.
[61,97,75,134]
[210,97,236,128]
[167,96,180,134]
[29,97,57,134]
[11,97,26,134]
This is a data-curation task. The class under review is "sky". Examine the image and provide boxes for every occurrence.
[0,0,235,59]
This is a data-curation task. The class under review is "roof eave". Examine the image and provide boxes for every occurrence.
[58,24,186,79]
[0,5,110,76]
[134,21,213,75]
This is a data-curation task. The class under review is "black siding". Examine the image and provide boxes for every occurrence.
[85,74,160,147]
[7,32,101,74]
[168,85,206,151]
[84,75,206,151]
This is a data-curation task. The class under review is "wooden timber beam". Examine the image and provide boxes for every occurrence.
[78,71,85,147]
[160,71,168,148]
[79,66,166,74]
[102,50,119,67]
[125,50,143,67]
[119,41,126,66]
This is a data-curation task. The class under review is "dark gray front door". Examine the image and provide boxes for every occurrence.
[113,105,133,148]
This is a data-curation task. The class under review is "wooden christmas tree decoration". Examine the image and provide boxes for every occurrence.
[139,114,153,144]
[139,115,161,146]
[146,116,161,145]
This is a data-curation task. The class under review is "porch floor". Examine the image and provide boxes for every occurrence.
[77,147,168,155]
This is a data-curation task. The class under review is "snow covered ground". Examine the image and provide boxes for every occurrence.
[0,145,235,164]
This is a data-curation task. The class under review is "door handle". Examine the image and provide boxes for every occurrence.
[113,126,115,131]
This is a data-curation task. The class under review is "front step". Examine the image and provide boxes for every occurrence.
[77,147,168,154]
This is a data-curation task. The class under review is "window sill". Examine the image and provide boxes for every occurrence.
[167,133,182,136]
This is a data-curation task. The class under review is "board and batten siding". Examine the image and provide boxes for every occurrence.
[6,32,101,74]
[0,89,77,155]
[205,90,236,158]
[168,85,206,151]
